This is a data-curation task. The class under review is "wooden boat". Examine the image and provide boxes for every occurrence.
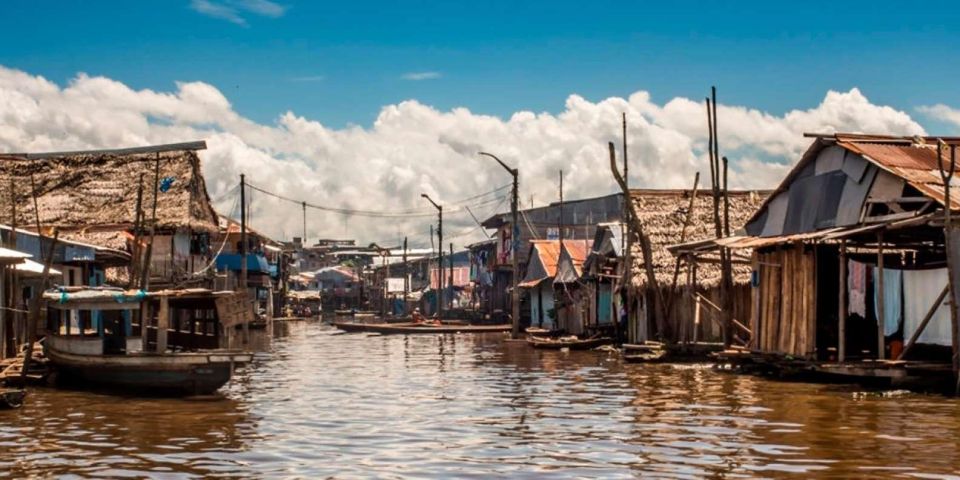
[525,327,557,338]
[44,288,253,396]
[623,342,724,363]
[527,336,612,350]
[46,336,252,396]
[0,389,25,409]
[333,321,510,335]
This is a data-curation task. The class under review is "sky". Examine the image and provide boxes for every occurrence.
[3,1,960,249]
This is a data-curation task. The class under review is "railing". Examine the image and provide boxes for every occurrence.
[694,293,752,346]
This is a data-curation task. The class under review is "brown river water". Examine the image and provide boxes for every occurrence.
[3,320,960,479]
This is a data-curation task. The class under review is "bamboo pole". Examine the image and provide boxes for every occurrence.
[139,156,161,290]
[20,230,57,382]
[838,241,848,363]
[877,231,886,360]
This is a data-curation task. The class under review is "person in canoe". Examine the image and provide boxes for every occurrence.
[412,309,440,326]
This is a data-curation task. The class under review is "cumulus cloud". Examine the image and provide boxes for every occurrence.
[0,65,928,249]
[401,72,442,81]
[189,0,286,26]
[918,103,960,130]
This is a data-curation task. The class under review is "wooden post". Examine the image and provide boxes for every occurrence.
[622,113,631,345]
[240,174,249,341]
[877,232,886,360]
[838,241,848,363]
[157,295,169,353]
[20,231,58,381]
[139,156,161,290]
[402,237,408,315]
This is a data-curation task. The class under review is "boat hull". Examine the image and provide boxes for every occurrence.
[527,337,612,350]
[0,390,25,409]
[46,345,252,396]
[333,321,510,335]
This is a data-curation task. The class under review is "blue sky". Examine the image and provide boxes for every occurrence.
[3,0,960,129]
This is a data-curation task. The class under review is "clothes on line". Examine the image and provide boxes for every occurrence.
[903,268,953,346]
[848,260,868,317]
[872,266,903,337]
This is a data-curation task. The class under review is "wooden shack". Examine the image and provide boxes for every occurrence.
[0,142,220,289]
[627,189,770,345]
[708,134,960,387]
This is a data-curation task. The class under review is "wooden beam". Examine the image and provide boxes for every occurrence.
[839,241,848,363]
[877,232,886,360]
[157,295,169,353]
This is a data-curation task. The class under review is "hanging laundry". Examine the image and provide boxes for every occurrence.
[903,269,953,346]
[872,267,903,337]
[848,260,867,317]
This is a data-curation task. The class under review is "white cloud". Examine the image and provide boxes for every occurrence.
[189,0,286,25]
[918,103,960,130]
[401,72,442,81]
[0,65,928,249]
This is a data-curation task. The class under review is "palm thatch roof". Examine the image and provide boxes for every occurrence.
[0,142,218,249]
[629,189,771,289]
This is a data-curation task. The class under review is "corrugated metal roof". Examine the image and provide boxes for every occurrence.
[519,239,589,287]
[838,140,960,210]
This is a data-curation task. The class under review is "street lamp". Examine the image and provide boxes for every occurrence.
[421,193,443,319]
[478,152,521,339]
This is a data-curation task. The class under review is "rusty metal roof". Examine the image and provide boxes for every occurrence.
[838,140,960,210]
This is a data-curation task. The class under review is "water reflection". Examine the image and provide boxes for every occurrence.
[2,322,960,478]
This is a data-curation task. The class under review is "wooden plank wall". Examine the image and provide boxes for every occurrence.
[755,246,816,357]
[666,283,752,344]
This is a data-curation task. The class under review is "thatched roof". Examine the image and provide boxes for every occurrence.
[0,143,218,249]
[629,189,771,288]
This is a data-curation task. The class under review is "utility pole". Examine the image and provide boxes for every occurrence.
[240,173,249,341]
[421,194,443,319]
[449,242,454,310]
[402,236,408,314]
[479,152,521,338]
[302,201,307,246]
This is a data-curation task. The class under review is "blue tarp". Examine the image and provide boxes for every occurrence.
[216,253,270,273]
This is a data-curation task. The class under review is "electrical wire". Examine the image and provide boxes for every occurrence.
[244,181,509,219]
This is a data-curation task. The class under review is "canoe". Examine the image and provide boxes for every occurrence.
[46,336,252,396]
[525,327,557,338]
[333,321,510,335]
[527,336,612,350]
[0,389,25,409]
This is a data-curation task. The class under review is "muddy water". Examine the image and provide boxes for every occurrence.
[3,321,960,478]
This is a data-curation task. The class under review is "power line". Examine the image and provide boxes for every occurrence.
[244,181,508,219]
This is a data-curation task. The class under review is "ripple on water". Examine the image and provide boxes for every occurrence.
[4,322,960,478]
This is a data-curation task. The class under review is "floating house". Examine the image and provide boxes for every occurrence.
[482,193,625,319]
[693,133,960,386]
[581,222,625,332]
[0,142,220,289]
[628,189,770,344]
[519,239,589,332]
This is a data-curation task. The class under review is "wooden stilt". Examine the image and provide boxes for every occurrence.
[157,295,169,353]
[877,232,886,360]
[839,241,848,363]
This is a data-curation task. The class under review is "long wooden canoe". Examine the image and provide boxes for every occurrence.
[527,336,612,350]
[333,321,510,335]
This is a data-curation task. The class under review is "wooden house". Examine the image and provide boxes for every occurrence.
[0,142,220,290]
[627,189,770,344]
[518,239,589,332]
[698,134,960,386]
